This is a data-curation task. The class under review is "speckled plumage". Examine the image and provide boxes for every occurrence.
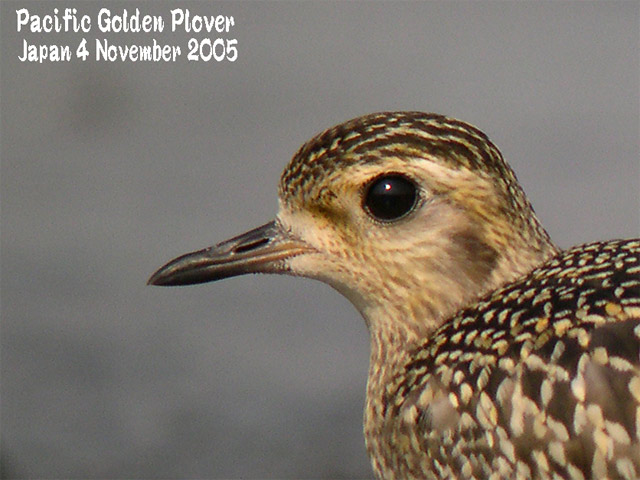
[370,238,640,479]
[149,112,640,479]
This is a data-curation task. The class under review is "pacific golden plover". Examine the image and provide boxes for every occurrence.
[149,112,640,479]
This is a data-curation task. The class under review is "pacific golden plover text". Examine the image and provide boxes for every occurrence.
[149,112,640,479]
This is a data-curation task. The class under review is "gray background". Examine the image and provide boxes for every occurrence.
[1,1,639,478]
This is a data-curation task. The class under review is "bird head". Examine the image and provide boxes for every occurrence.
[149,112,557,337]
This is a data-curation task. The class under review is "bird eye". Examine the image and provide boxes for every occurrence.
[363,174,418,222]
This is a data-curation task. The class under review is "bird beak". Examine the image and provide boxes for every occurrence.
[148,220,312,286]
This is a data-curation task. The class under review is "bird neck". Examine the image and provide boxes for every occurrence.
[363,222,559,385]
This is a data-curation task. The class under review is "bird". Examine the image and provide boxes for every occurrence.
[148,112,640,479]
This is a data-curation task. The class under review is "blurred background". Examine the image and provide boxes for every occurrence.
[1,1,638,478]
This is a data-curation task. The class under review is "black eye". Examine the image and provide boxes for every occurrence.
[363,174,418,222]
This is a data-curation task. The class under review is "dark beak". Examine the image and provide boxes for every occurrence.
[148,221,311,286]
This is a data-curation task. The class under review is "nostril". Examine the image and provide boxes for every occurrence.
[234,237,270,254]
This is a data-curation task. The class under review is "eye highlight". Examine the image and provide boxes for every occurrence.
[363,174,419,222]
